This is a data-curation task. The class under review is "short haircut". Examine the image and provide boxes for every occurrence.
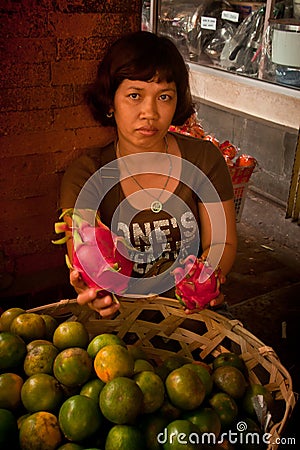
[86,31,195,127]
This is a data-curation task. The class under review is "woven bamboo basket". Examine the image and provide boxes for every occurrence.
[28,295,296,449]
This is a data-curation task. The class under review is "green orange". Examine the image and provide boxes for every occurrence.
[134,358,155,374]
[156,355,190,382]
[27,339,53,352]
[21,373,63,413]
[165,366,206,410]
[134,370,165,414]
[182,406,221,438]
[182,363,213,397]
[161,419,201,449]
[0,331,27,370]
[213,351,247,375]
[212,365,247,399]
[17,413,31,430]
[87,333,126,359]
[19,411,62,450]
[24,343,59,376]
[10,313,46,342]
[163,355,189,372]
[0,307,25,331]
[58,394,102,442]
[100,376,143,424]
[209,392,238,429]
[94,344,134,382]
[57,444,84,450]
[53,347,92,387]
[40,314,58,340]
[0,372,23,410]
[105,424,144,450]
[80,378,105,402]
[53,321,89,350]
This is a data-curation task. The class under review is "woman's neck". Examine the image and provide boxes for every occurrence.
[116,134,169,157]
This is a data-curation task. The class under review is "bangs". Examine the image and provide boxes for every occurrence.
[110,32,186,89]
[126,63,175,84]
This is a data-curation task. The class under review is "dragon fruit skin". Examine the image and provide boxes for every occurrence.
[54,211,133,295]
[172,255,220,310]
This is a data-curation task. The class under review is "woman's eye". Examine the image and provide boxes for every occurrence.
[128,93,140,100]
[159,94,171,101]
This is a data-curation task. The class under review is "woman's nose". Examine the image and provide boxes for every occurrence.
[140,98,159,119]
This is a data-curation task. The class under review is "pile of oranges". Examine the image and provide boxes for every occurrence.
[0,308,274,450]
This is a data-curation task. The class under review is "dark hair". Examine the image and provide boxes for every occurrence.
[86,31,195,127]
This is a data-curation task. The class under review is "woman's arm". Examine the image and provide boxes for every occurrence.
[198,198,237,306]
[198,199,237,276]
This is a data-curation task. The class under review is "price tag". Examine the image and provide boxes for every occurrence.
[200,16,217,30]
[221,10,240,22]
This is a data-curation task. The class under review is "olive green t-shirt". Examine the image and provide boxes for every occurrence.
[60,132,233,282]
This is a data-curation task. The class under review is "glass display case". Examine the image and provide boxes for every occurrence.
[142,0,300,89]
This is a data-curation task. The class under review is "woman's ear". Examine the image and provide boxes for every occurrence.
[106,110,114,118]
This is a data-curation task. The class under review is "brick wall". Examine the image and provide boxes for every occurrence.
[0,0,142,302]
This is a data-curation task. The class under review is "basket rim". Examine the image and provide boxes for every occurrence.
[27,295,295,387]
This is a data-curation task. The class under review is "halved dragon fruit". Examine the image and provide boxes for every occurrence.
[53,210,133,296]
[172,255,221,310]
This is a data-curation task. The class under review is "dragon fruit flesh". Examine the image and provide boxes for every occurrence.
[53,210,133,296]
[172,255,220,310]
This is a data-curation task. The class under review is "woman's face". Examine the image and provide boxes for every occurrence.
[112,78,177,152]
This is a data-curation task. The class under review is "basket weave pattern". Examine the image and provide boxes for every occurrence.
[28,295,296,450]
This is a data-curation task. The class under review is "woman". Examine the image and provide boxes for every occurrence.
[59,31,237,318]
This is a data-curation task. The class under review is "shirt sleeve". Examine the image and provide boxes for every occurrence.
[59,155,98,210]
[201,141,234,202]
[174,133,234,203]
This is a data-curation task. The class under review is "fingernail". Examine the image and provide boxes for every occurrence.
[104,296,112,305]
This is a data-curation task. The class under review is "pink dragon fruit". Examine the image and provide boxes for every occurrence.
[172,255,221,310]
[53,210,133,296]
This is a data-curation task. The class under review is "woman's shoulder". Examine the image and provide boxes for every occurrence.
[60,141,115,209]
[169,131,222,162]
[64,141,115,177]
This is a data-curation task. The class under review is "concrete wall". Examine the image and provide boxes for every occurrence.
[194,100,299,204]
[0,0,141,302]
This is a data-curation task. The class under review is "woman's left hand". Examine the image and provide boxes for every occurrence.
[184,271,226,314]
[209,270,226,308]
[208,291,225,308]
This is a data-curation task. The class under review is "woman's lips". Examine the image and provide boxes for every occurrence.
[137,127,158,136]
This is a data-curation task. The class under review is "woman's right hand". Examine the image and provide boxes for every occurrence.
[70,270,120,319]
